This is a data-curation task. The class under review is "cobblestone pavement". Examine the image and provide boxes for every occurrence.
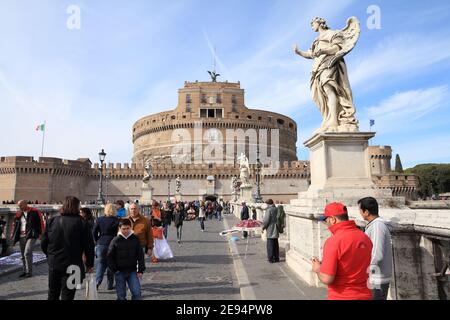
[0,216,240,300]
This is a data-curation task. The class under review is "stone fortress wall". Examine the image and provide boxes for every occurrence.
[0,151,416,204]
[368,146,418,199]
[0,156,90,203]
[0,156,310,203]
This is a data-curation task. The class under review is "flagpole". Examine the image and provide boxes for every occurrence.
[41,121,46,158]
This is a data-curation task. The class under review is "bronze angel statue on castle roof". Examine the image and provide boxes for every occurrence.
[293,17,361,134]
[207,70,220,82]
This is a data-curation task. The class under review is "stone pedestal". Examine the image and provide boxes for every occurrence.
[140,183,153,205]
[239,185,253,203]
[295,132,400,208]
[286,132,406,287]
[175,193,182,202]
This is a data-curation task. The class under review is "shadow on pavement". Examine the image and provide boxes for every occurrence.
[140,281,239,299]
[171,254,233,265]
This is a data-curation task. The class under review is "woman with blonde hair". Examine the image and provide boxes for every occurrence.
[93,203,119,290]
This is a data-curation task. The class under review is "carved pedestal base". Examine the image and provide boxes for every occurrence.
[140,183,153,205]
[239,185,253,203]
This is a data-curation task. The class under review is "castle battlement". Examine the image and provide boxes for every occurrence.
[85,160,310,180]
[0,156,91,176]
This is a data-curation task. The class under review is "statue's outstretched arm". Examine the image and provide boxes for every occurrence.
[293,44,313,59]
[319,44,340,56]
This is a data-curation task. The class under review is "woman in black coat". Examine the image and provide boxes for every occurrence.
[41,196,95,300]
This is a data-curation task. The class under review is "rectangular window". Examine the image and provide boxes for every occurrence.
[216,109,223,118]
[231,95,237,104]
[186,105,191,113]
[200,109,207,117]
[201,94,207,104]
[208,109,215,118]
[186,94,191,103]
[216,94,222,104]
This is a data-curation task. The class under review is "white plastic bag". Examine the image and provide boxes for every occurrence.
[85,273,98,300]
[153,238,174,260]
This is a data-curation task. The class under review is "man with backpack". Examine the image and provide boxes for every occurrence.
[12,200,44,278]
[262,199,279,263]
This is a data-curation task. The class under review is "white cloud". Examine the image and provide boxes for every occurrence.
[350,33,450,90]
[362,85,449,134]
[0,1,187,163]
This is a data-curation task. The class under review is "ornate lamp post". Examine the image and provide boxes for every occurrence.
[96,149,106,205]
[254,144,263,203]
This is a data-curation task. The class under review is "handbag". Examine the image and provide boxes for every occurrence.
[85,273,99,300]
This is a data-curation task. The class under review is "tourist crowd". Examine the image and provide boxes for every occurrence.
[0,194,393,301]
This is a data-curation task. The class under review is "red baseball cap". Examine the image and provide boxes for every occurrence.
[319,202,348,221]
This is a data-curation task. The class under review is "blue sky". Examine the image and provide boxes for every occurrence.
[1,0,450,168]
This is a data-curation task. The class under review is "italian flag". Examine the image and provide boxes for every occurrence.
[36,123,45,131]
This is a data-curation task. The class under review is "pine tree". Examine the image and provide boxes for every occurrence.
[395,154,404,173]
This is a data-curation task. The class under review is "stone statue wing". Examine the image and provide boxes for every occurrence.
[328,16,361,68]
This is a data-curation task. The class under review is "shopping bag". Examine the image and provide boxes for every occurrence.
[153,238,173,260]
[85,273,98,300]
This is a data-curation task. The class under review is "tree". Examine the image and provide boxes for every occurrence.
[394,154,404,173]
[405,164,450,198]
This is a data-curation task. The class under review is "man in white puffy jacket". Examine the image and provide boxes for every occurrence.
[358,197,393,300]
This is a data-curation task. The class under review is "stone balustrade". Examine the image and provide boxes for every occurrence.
[284,203,450,300]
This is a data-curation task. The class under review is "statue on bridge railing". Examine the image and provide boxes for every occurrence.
[238,153,250,187]
[293,16,361,134]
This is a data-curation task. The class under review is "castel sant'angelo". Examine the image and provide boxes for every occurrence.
[0,79,417,204]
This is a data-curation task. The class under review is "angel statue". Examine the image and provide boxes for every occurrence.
[237,153,250,186]
[175,176,181,194]
[207,70,220,82]
[293,17,360,133]
[142,158,153,184]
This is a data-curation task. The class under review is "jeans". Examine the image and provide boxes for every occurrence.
[48,268,76,300]
[217,211,222,221]
[176,225,183,242]
[199,218,205,230]
[372,283,390,300]
[95,245,114,288]
[115,271,142,300]
[19,237,36,274]
[267,238,279,262]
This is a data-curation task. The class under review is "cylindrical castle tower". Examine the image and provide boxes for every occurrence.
[368,145,392,175]
[132,81,298,165]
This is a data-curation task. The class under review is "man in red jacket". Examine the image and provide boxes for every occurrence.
[311,202,373,300]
